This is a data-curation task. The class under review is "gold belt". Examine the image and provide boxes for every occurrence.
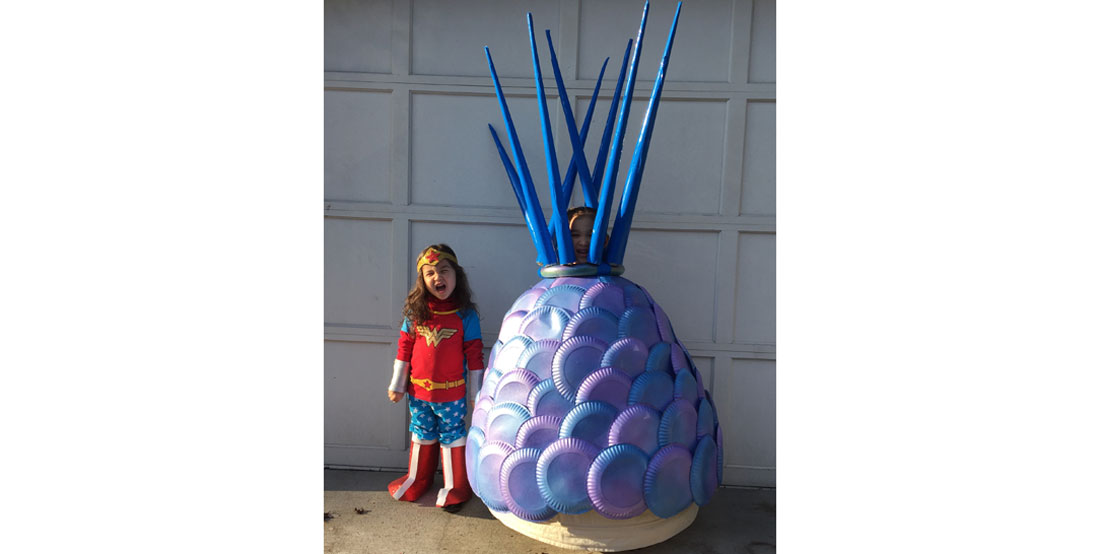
[409,377,465,391]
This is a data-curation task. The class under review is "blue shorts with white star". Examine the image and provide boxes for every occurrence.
[408,396,467,445]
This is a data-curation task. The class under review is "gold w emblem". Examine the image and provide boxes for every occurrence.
[416,325,458,348]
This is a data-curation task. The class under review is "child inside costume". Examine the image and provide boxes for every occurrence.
[386,244,484,511]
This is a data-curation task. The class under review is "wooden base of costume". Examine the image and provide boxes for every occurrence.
[488,505,698,552]
[388,439,439,502]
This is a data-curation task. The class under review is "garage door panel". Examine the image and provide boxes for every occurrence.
[733,231,775,344]
[325,340,407,450]
[748,0,776,84]
[411,0,562,78]
[324,0,393,74]
[740,100,775,216]
[409,220,540,337]
[325,218,394,327]
[411,92,560,210]
[325,89,392,203]
[714,358,775,486]
[578,0,733,83]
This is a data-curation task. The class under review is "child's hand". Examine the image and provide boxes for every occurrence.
[388,390,403,403]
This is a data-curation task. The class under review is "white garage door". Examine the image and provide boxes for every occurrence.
[325,0,776,487]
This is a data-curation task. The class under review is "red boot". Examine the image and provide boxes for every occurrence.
[436,437,473,511]
[388,439,439,502]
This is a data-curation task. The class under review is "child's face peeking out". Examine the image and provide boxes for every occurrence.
[570,212,595,263]
[422,259,456,300]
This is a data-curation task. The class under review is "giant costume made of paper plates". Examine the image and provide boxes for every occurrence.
[469,3,721,551]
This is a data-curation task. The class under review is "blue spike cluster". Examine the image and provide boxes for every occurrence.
[486,1,682,275]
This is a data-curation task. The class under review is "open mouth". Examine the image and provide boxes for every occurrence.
[434,283,447,293]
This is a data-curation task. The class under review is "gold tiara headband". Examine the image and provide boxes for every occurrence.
[417,248,458,273]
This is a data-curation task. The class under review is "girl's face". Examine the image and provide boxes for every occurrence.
[422,259,456,300]
[570,213,595,262]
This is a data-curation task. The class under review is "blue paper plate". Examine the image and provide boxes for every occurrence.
[532,284,586,313]
[643,445,694,518]
[485,340,503,373]
[600,337,649,378]
[519,305,570,341]
[579,281,626,315]
[508,286,547,314]
[653,302,676,343]
[498,311,528,345]
[501,447,556,521]
[516,339,561,381]
[715,424,724,483]
[563,306,620,344]
[560,401,617,449]
[622,283,651,311]
[485,401,531,446]
[475,440,516,512]
[627,370,674,411]
[645,342,672,375]
[586,443,649,520]
[480,369,504,402]
[526,379,573,419]
[690,435,718,506]
[465,427,486,497]
[550,277,597,289]
[551,336,609,402]
[576,367,632,411]
[536,438,600,514]
[670,342,688,372]
[493,369,540,406]
[470,401,492,430]
[608,404,661,456]
[618,306,660,347]
[696,395,716,439]
[515,415,563,451]
[658,398,698,450]
[673,368,699,401]
[493,335,533,373]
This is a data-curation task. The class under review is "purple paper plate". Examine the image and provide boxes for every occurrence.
[696,395,716,439]
[498,309,528,343]
[560,401,617,449]
[475,440,516,512]
[645,342,673,375]
[670,343,688,372]
[715,424,724,483]
[608,404,661,456]
[586,443,649,519]
[480,368,504,402]
[516,339,561,381]
[673,368,699,401]
[643,445,694,518]
[563,307,620,344]
[532,284,586,313]
[536,438,600,515]
[600,337,649,378]
[579,281,626,315]
[518,305,570,341]
[485,340,502,372]
[658,398,699,450]
[470,402,492,430]
[493,369,540,406]
[551,336,608,402]
[653,302,676,343]
[690,435,719,506]
[501,447,556,521]
[508,286,547,314]
[622,283,651,310]
[515,415,563,450]
[465,427,486,497]
[526,379,573,419]
[627,370,674,411]
[618,306,660,347]
[550,276,596,289]
[485,401,531,446]
[493,336,533,373]
[576,367,632,410]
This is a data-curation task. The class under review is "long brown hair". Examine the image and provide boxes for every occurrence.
[402,243,478,325]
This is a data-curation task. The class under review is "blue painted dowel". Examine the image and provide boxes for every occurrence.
[485,46,554,265]
[488,124,527,214]
[591,39,633,192]
[589,0,649,267]
[607,2,682,265]
[561,57,608,210]
[545,30,597,209]
[527,13,573,265]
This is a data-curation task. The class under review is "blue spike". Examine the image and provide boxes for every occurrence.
[527,14,573,265]
[589,0,649,268]
[561,57,608,209]
[485,46,554,265]
[591,39,632,191]
[488,124,527,213]
[545,30,597,209]
[607,2,682,265]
